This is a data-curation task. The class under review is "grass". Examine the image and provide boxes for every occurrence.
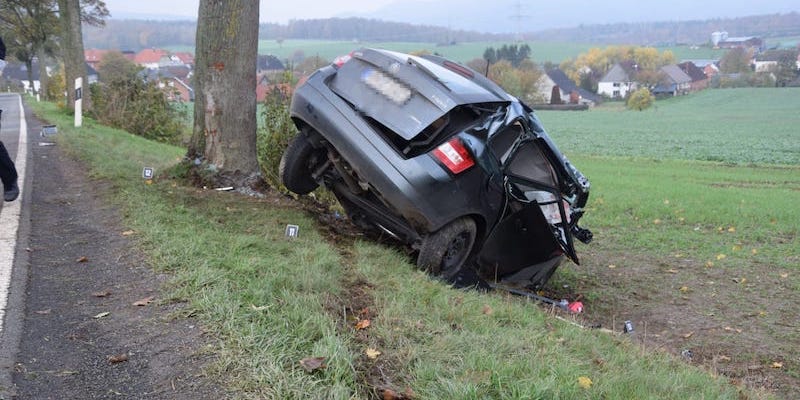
[24,93,770,398]
[537,88,800,165]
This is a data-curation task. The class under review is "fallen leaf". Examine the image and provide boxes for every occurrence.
[727,227,736,233]
[93,312,110,319]
[108,353,129,364]
[723,326,743,333]
[679,286,689,293]
[299,357,326,372]
[121,230,135,236]
[92,290,112,298]
[482,305,493,315]
[751,248,758,255]
[780,273,789,279]
[132,296,155,307]
[683,331,694,339]
[250,304,271,311]
[76,256,89,263]
[578,376,593,389]
[382,388,399,400]
[35,309,51,315]
[705,261,714,268]
[732,244,742,251]
[653,219,662,225]
[607,264,617,269]
[663,199,670,204]
[355,319,371,330]
[365,348,381,359]
[718,355,731,362]
[667,269,678,274]
[739,278,747,285]
[771,362,783,369]
[716,253,726,260]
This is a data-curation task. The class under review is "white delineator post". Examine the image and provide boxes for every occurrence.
[74,77,82,128]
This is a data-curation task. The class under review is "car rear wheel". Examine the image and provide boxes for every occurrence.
[280,132,325,195]
[417,217,477,278]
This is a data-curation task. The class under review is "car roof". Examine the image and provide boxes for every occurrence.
[330,48,510,140]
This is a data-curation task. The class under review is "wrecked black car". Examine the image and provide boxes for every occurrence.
[280,48,592,289]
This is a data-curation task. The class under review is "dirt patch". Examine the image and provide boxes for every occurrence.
[10,134,227,398]
[559,246,799,398]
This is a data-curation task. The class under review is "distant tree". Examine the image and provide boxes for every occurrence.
[190,0,262,188]
[96,50,140,84]
[294,55,327,76]
[719,47,753,74]
[561,45,674,91]
[635,69,667,89]
[488,59,544,104]
[0,0,59,98]
[627,87,654,111]
[466,58,488,75]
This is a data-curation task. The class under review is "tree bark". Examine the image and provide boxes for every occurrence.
[57,0,90,112]
[37,46,49,100]
[190,0,261,184]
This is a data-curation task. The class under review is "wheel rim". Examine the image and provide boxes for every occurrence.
[441,231,471,271]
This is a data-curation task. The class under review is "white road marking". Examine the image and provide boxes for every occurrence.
[0,94,27,334]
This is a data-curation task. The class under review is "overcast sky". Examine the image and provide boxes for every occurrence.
[102,0,410,23]
[102,0,799,32]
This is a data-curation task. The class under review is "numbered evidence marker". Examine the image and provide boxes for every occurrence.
[142,167,154,180]
[285,224,300,239]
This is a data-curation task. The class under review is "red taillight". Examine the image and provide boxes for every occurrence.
[333,52,354,68]
[432,137,475,174]
[443,60,474,78]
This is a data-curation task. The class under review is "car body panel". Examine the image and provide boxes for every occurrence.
[287,47,591,286]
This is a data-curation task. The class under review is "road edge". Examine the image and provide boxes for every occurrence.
[0,94,33,399]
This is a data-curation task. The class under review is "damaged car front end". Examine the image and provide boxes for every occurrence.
[281,48,592,289]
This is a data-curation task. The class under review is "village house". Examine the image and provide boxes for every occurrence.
[133,48,169,70]
[677,61,710,91]
[651,65,692,97]
[538,68,602,106]
[597,62,638,99]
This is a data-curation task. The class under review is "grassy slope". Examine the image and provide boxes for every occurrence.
[28,91,787,398]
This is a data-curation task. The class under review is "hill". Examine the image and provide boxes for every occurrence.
[83,13,800,51]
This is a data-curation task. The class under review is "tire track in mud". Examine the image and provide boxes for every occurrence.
[300,198,414,399]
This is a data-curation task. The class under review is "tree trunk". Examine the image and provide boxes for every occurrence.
[57,0,90,112]
[189,0,260,184]
[37,47,49,100]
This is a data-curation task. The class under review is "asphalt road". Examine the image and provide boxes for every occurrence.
[0,92,33,398]
[0,95,223,399]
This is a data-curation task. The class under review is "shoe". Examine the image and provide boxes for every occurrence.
[4,182,19,202]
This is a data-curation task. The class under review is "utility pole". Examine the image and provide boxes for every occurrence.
[509,1,530,42]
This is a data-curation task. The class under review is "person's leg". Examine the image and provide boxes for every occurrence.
[0,140,19,201]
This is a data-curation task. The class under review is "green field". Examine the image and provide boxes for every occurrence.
[537,88,800,165]
[256,39,728,64]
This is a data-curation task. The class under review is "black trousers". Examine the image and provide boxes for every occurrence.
[0,140,17,189]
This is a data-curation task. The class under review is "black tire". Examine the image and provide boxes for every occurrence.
[417,217,477,277]
[280,133,325,195]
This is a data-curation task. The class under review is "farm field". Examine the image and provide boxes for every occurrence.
[537,88,800,165]
[256,39,728,64]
